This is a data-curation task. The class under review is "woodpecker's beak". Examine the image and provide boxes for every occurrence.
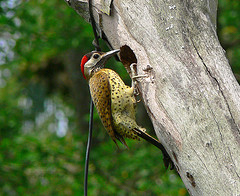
[97,49,120,67]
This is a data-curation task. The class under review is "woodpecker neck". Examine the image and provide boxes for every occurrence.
[85,66,102,81]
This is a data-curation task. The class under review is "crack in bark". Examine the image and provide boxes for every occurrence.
[190,144,211,176]
[190,144,226,194]
[227,146,240,179]
[203,91,225,144]
[190,143,230,194]
[182,128,212,175]
[191,40,240,134]
[211,144,218,161]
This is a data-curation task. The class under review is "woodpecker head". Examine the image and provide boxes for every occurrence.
[80,49,120,80]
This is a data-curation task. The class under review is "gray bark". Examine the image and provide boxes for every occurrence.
[65,0,240,195]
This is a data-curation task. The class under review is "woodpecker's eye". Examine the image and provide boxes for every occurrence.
[93,54,100,59]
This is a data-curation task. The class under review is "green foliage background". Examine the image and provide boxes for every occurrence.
[0,0,239,195]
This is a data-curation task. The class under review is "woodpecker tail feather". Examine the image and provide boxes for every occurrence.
[114,132,129,149]
[132,128,174,170]
[112,139,120,150]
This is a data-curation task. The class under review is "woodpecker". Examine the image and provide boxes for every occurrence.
[80,49,173,169]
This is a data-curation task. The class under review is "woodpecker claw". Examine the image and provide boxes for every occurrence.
[130,63,147,98]
[132,75,148,79]
[133,87,139,95]
[130,64,148,82]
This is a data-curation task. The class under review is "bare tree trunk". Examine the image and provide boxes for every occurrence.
[66,0,240,195]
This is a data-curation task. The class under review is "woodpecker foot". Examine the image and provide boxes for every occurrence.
[130,63,148,80]
[130,63,147,97]
[132,75,148,79]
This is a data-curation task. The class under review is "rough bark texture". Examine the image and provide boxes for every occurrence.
[66,0,240,195]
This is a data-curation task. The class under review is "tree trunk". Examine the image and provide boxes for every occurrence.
[66,0,240,195]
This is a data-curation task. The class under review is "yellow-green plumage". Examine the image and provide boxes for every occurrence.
[89,68,145,148]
